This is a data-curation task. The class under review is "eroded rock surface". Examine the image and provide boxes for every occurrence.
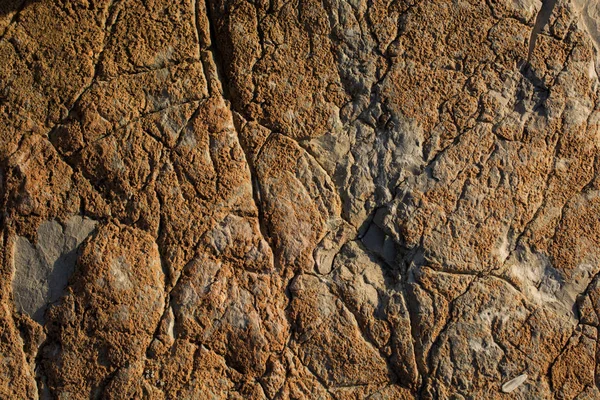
[1,0,600,398]
[12,216,97,323]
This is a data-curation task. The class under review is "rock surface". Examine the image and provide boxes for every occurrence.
[1,0,600,398]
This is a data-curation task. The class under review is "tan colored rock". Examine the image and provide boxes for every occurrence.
[39,222,165,397]
[1,0,600,398]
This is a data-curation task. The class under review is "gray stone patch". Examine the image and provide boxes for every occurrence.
[576,0,600,59]
[501,373,528,393]
[360,222,398,266]
[12,216,97,324]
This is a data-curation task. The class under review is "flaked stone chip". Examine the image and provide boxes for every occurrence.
[501,373,528,393]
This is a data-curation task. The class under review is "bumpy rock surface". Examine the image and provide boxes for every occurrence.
[2,0,600,398]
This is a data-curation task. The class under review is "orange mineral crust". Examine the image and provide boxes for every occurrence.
[1,0,600,398]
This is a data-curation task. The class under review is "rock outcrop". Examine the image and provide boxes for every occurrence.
[1,0,600,398]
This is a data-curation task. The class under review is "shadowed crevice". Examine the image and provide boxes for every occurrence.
[527,0,559,62]
[0,0,28,16]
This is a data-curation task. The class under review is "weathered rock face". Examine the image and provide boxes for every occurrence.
[2,0,600,398]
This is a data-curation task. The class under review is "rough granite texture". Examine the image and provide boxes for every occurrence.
[1,0,600,398]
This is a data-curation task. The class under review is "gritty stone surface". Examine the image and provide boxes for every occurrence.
[1,0,600,398]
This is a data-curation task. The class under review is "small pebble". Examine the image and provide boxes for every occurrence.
[501,373,528,393]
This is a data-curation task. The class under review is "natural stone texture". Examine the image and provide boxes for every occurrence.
[1,0,600,398]
[39,222,165,398]
[12,216,97,323]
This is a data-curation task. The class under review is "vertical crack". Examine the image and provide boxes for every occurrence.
[201,0,274,259]
[527,0,558,62]
[200,0,229,98]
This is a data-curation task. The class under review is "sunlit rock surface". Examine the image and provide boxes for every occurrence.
[1,0,600,398]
